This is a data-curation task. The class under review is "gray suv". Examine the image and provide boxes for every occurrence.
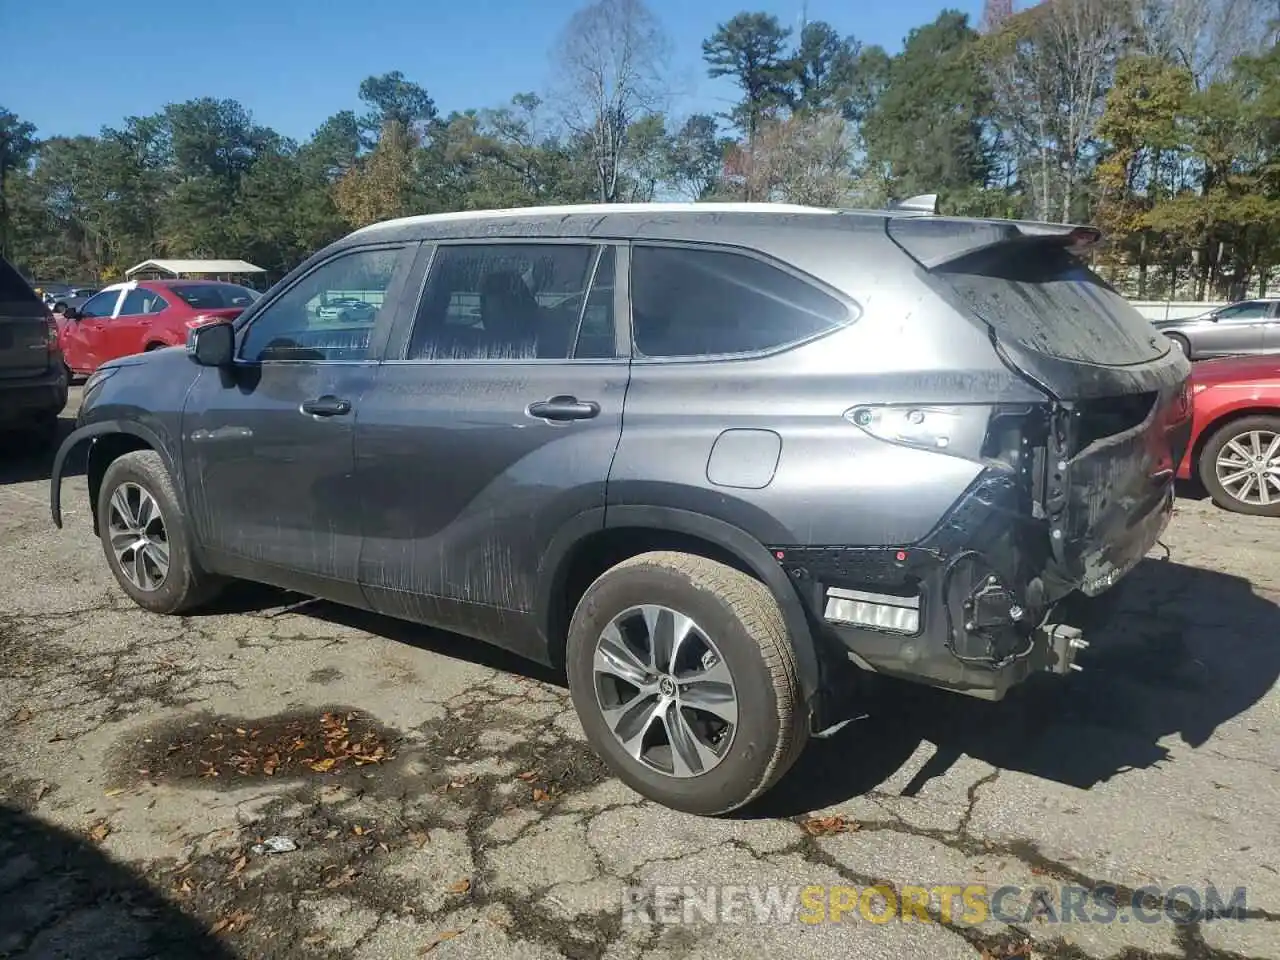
[49,203,1193,815]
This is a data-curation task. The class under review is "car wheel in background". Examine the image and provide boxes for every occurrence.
[1166,333,1190,357]
[565,551,807,816]
[1199,415,1280,517]
[96,450,224,613]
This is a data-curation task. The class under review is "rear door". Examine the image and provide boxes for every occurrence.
[0,257,52,382]
[357,240,626,657]
[1263,301,1280,353]
[61,289,124,372]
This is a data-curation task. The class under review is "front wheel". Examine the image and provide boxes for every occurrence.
[566,551,807,816]
[97,450,224,613]
[1199,415,1280,517]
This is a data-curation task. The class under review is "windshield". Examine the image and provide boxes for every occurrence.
[171,283,260,309]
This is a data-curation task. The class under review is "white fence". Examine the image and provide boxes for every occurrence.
[1129,301,1223,323]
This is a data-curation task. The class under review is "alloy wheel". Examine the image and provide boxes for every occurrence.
[107,482,170,591]
[1215,429,1280,507]
[592,604,738,778]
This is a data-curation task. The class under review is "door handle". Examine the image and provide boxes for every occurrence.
[299,395,352,418]
[526,395,601,421]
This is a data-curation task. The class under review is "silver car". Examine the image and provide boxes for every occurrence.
[1152,298,1280,359]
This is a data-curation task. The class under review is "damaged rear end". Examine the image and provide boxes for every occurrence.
[803,217,1192,701]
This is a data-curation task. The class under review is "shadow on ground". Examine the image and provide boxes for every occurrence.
[186,556,1280,820]
[0,416,81,487]
[752,556,1280,816]
[0,803,235,959]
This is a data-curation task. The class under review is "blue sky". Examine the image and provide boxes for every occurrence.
[4,0,984,142]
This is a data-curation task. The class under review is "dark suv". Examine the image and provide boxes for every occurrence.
[1,256,68,445]
[50,203,1192,815]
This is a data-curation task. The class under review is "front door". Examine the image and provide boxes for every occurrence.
[356,241,626,658]
[61,289,123,373]
[181,243,415,602]
[1199,300,1271,356]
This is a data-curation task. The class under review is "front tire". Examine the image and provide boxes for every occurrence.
[1199,415,1280,517]
[566,551,807,816]
[97,450,223,613]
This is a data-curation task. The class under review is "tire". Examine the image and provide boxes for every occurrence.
[566,551,807,816]
[96,450,224,613]
[1166,333,1190,358]
[1198,415,1280,517]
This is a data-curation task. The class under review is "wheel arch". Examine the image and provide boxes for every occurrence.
[536,505,824,716]
[50,421,182,529]
[1192,405,1280,480]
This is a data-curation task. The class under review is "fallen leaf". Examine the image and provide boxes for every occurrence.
[104,788,125,798]
[352,824,365,836]
[378,842,390,853]
[801,815,858,836]
[410,830,431,847]
[303,933,327,945]
[517,771,538,782]
[446,877,471,894]
[419,930,464,954]
[309,757,336,773]
[532,788,551,802]
[11,706,33,723]
[230,854,248,876]
[87,820,112,843]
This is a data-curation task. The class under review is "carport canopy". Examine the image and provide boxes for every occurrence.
[124,259,266,281]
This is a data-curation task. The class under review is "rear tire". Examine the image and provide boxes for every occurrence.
[566,551,807,816]
[97,450,224,613]
[1199,415,1280,517]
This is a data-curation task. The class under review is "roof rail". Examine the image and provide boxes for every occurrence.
[887,194,939,215]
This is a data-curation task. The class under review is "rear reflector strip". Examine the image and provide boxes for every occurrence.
[824,587,921,634]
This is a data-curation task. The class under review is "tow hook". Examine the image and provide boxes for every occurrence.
[1041,623,1089,675]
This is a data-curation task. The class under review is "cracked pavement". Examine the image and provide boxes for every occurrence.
[2,390,1279,959]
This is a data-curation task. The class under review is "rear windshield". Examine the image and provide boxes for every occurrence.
[890,221,1166,366]
[171,283,260,309]
[0,257,42,308]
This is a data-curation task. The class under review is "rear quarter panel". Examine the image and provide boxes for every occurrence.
[1181,370,1280,479]
[610,236,1046,548]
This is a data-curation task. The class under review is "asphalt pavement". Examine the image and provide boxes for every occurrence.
[1,389,1277,959]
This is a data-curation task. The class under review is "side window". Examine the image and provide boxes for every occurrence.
[630,245,849,358]
[120,289,168,315]
[239,247,402,363]
[79,291,120,319]
[1216,302,1269,322]
[406,243,608,361]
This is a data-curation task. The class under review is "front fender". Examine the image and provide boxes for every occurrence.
[49,420,177,528]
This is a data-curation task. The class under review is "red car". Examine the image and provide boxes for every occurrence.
[58,280,260,376]
[1177,355,1280,516]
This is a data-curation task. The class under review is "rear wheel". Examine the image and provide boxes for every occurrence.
[565,551,807,816]
[1199,415,1280,517]
[97,450,224,613]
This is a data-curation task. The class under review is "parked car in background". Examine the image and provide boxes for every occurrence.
[1152,297,1280,359]
[1,256,68,445]
[1177,354,1280,516]
[58,280,260,376]
[50,202,1191,815]
[316,297,376,323]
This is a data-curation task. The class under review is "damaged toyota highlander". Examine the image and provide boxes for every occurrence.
[49,201,1192,816]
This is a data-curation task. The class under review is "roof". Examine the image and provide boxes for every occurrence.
[125,259,265,278]
[350,202,839,237]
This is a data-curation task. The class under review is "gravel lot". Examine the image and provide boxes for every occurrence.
[2,388,1278,960]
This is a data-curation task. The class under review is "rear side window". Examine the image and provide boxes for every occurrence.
[0,257,41,308]
[928,241,1166,366]
[406,243,610,361]
[630,245,848,358]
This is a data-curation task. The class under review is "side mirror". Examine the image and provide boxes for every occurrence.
[187,320,235,367]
